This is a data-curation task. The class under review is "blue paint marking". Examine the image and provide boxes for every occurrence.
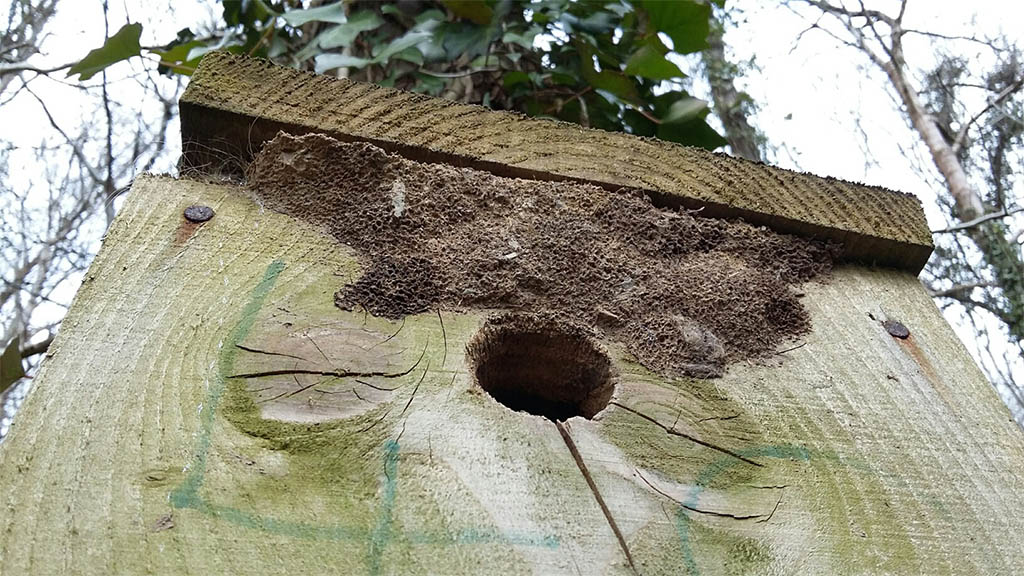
[677,445,812,575]
[368,440,400,575]
[168,261,559,572]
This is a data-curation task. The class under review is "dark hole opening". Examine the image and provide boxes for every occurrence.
[467,316,614,421]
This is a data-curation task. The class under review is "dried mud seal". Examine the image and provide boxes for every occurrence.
[246,133,836,379]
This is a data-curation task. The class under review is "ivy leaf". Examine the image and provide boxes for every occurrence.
[442,0,493,25]
[440,21,494,61]
[577,40,641,105]
[657,117,727,150]
[503,27,540,49]
[661,96,709,124]
[373,29,432,61]
[623,38,684,80]
[222,0,275,28]
[314,53,371,73]
[560,11,616,35]
[184,30,241,63]
[281,1,347,26]
[392,46,424,66]
[0,336,24,396]
[67,22,143,81]
[150,30,205,75]
[503,70,531,88]
[641,0,710,54]
[317,11,383,49]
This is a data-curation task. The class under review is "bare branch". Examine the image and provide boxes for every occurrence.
[931,207,1024,234]
[952,76,1024,154]
[927,281,994,299]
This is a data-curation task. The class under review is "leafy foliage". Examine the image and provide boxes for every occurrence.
[73,0,727,150]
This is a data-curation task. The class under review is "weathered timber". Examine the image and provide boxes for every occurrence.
[1,175,1022,575]
[179,52,933,272]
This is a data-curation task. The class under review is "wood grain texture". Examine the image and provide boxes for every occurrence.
[1,175,1021,574]
[179,52,933,272]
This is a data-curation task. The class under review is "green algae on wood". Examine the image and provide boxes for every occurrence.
[1,175,1023,575]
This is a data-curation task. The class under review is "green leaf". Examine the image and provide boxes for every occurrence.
[393,46,424,66]
[223,0,276,27]
[560,11,616,35]
[443,0,493,25]
[374,30,432,61]
[641,0,710,54]
[605,2,631,17]
[413,72,447,95]
[657,117,727,150]
[623,42,684,80]
[314,53,371,73]
[415,9,447,25]
[67,22,143,81]
[439,21,494,60]
[150,39,203,63]
[281,1,347,26]
[503,70,530,88]
[661,96,709,124]
[381,4,402,16]
[150,37,206,75]
[622,109,657,137]
[1,336,24,395]
[184,30,241,62]
[577,40,641,105]
[316,11,383,49]
[502,27,540,49]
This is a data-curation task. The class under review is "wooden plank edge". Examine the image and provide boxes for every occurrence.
[179,56,933,273]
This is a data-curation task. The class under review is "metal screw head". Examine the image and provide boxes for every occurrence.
[183,205,214,223]
[883,319,910,339]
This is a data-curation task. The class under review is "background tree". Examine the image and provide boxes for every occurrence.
[789,0,1024,422]
[0,0,183,435]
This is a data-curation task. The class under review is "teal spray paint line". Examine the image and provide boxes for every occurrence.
[168,260,558,563]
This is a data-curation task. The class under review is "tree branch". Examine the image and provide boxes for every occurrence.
[932,207,1024,234]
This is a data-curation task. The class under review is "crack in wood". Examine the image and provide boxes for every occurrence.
[228,340,428,381]
[610,401,762,467]
[695,412,741,424]
[235,343,311,362]
[305,332,331,363]
[400,361,429,416]
[555,420,641,576]
[436,310,447,369]
[635,468,774,522]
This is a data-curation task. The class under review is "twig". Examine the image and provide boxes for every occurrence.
[931,207,1024,234]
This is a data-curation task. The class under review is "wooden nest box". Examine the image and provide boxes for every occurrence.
[2,53,1023,575]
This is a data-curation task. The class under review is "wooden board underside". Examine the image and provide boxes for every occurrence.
[0,175,1022,575]
[179,52,933,272]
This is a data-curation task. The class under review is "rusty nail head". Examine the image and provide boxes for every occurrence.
[883,319,910,339]
[184,205,214,223]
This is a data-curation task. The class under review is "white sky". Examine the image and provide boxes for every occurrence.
[722,0,1024,394]
[2,0,1023,425]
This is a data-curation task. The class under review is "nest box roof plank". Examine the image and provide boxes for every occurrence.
[180,52,933,272]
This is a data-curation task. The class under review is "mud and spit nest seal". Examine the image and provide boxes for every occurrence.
[246,132,836,386]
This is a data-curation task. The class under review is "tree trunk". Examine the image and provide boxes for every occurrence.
[702,16,763,162]
[879,49,1024,345]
